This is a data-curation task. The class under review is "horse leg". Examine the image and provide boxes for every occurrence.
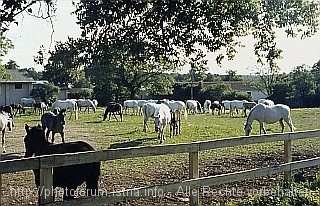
[260,122,266,135]
[45,130,50,142]
[112,112,118,121]
[279,119,285,133]
[1,130,5,153]
[284,117,295,132]
[143,117,148,132]
[51,132,55,143]
[60,131,65,143]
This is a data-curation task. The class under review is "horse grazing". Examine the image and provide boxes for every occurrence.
[10,103,25,116]
[123,100,139,115]
[77,99,96,113]
[154,104,171,143]
[142,102,162,132]
[243,101,257,117]
[186,100,202,114]
[203,100,212,113]
[41,109,67,143]
[52,100,77,120]
[0,111,13,153]
[163,100,188,119]
[244,103,295,136]
[103,102,123,121]
[170,109,181,138]
[33,102,48,115]
[210,101,223,115]
[24,124,100,201]
[21,97,36,107]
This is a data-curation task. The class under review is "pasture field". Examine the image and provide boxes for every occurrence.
[1,107,320,205]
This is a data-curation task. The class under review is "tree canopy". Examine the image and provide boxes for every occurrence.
[71,0,320,100]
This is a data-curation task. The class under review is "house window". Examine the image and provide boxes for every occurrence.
[15,83,22,90]
[247,91,252,95]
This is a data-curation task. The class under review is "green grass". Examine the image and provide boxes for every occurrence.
[4,107,320,205]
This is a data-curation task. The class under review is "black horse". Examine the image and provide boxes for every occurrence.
[10,103,25,116]
[33,102,48,115]
[41,109,66,143]
[24,124,100,201]
[103,102,123,122]
[210,102,223,115]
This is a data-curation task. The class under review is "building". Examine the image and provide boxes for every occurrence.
[0,70,36,106]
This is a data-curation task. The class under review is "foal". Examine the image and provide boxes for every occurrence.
[170,109,181,138]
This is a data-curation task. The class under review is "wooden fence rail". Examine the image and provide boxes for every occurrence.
[0,129,320,206]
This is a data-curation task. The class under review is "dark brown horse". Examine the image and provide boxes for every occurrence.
[33,102,48,115]
[24,124,100,201]
[170,109,181,138]
[210,101,223,115]
[103,102,123,122]
[10,103,25,116]
[41,109,66,143]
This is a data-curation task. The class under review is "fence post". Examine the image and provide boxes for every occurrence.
[39,167,54,205]
[189,152,199,206]
[284,139,292,182]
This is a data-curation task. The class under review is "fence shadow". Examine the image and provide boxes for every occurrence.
[108,137,158,149]
[0,152,23,161]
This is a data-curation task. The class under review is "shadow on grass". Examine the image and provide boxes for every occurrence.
[108,137,158,149]
[1,152,23,160]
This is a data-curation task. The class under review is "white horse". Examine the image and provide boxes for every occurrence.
[77,99,96,113]
[20,97,36,107]
[138,100,148,115]
[244,103,295,136]
[221,100,232,114]
[258,99,274,106]
[186,100,202,114]
[123,100,139,115]
[203,100,212,113]
[0,111,13,153]
[52,99,78,119]
[230,100,247,117]
[163,100,187,119]
[153,104,171,143]
[142,102,162,132]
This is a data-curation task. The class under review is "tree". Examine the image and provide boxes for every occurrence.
[20,67,43,80]
[75,0,319,69]
[30,82,59,104]
[5,59,20,70]
[223,70,243,81]
[0,0,55,33]
[42,38,86,87]
[0,34,13,80]
[290,65,316,106]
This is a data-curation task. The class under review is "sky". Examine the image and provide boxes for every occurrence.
[3,1,320,75]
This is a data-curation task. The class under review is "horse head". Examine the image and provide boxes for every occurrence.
[244,123,252,136]
[58,109,67,126]
[24,124,47,158]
